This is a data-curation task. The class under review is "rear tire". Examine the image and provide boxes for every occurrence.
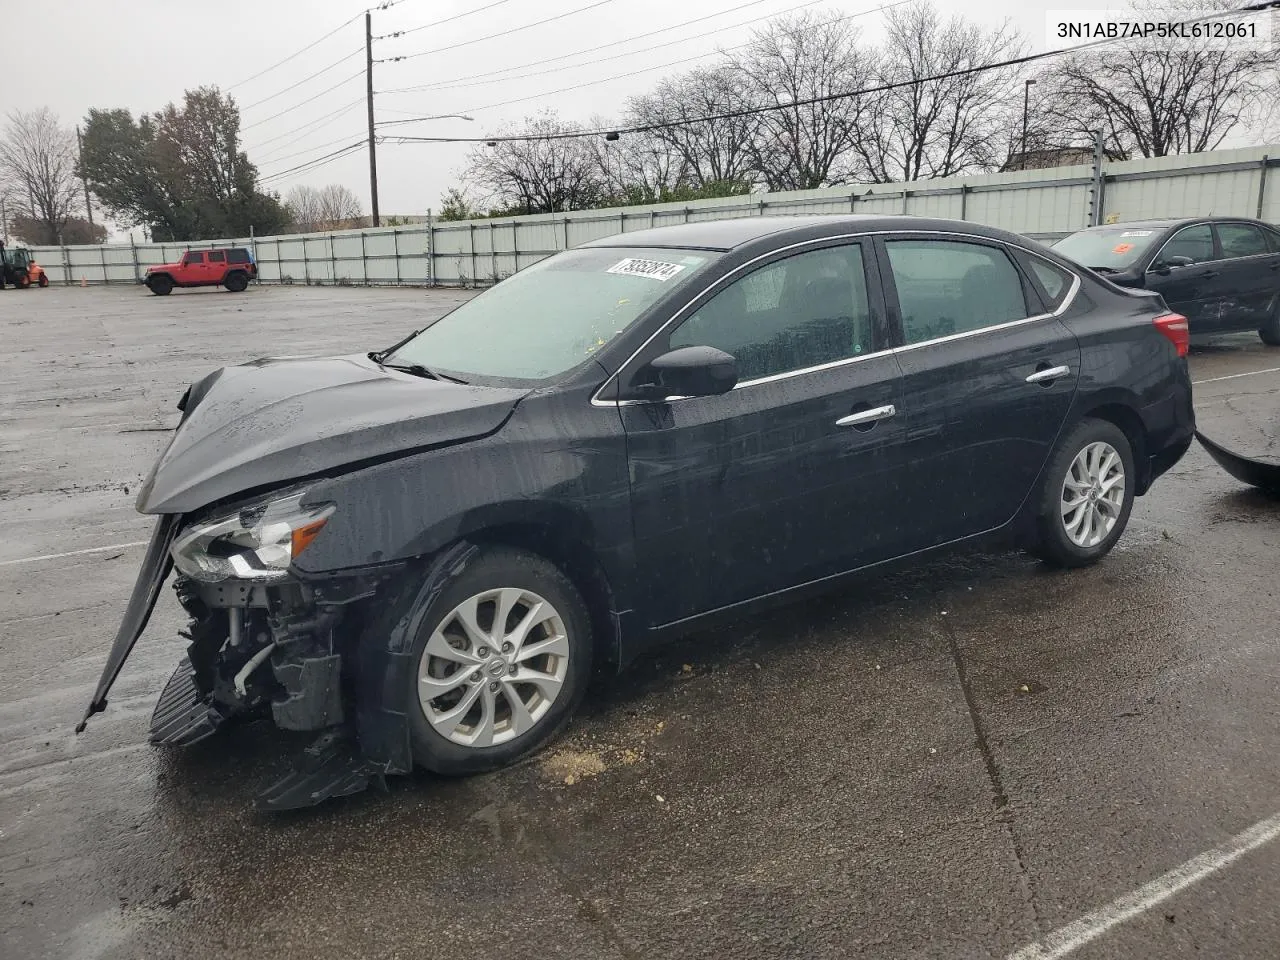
[1027,417,1136,569]
[1258,296,1280,346]
[379,547,593,776]
[15,272,30,289]
[147,275,174,296]
[37,274,49,288]
[223,271,249,293]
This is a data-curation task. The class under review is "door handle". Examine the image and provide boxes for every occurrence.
[836,404,896,428]
[1026,364,1070,384]
[1201,270,1220,279]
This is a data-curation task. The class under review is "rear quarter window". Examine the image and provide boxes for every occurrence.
[227,249,251,263]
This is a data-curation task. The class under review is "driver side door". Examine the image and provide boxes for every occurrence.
[617,239,908,627]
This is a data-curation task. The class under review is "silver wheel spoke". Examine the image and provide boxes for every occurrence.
[1060,440,1126,548]
[492,588,521,643]
[515,632,569,663]
[420,668,474,696]
[425,630,481,666]
[501,680,536,736]
[454,596,490,650]
[428,679,484,732]
[463,686,498,747]
[505,600,546,652]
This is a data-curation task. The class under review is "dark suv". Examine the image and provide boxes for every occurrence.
[1052,216,1280,344]
[83,215,1195,810]
[144,247,257,295]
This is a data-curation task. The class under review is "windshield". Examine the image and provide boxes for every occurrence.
[384,246,718,382]
[1051,226,1164,270]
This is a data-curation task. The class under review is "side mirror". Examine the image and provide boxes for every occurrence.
[640,346,738,399]
[1152,254,1193,274]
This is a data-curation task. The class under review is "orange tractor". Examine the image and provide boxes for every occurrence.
[0,242,50,288]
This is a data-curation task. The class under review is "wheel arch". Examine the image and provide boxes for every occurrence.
[1075,398,1150,493]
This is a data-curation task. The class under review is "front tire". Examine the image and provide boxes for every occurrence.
[1027,417,1136,568]
[391,547,593,775]
[37,274,49,288]
[148,275,174,296]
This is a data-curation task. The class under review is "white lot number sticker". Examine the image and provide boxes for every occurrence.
[606,257,686,282]
[1120,230,1154,237]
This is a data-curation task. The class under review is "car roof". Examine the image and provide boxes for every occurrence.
[1072,215,1272,232]
[578,214,1025,252]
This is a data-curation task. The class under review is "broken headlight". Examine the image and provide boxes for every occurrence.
[170,491,335,582]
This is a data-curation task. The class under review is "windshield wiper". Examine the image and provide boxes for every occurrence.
[371,354,467,384]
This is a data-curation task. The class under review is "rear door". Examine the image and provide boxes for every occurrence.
[207,249,228,284]
[619,239,908,625]
[1212,222,1278,330]
[1142,224,1221,330]
[877,234,1082,551]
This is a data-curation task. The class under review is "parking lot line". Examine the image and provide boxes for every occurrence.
[1192,366,1280,386]
[1006,810,1280,960]
[0,541,148,567]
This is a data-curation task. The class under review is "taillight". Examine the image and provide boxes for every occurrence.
[1153,312,1189,358]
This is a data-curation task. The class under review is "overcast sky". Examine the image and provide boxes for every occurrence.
[5,0,1220,237]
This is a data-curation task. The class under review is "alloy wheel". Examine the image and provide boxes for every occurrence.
[416,587,570,748]
[1060,440,1126,548]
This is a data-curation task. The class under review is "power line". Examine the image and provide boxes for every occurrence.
[383,0,907,99]
[241,48,364,111]
[380,0,799,95]
[374,0,520,39]
[246,97,367,152]
[259,140,368,185]
[258,130,371,168]
[377,0,621,63]
[228,11,364,90]
[383,0,838,95]
[381,4,1265,145]
[242,69,366,131]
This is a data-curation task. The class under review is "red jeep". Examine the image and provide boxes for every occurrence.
[144,247,257,295]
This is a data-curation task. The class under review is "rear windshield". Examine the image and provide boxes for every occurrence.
[1051,227,1163,270]
[384,246,720,382]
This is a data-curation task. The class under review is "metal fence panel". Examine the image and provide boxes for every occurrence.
[21,143,1279,287]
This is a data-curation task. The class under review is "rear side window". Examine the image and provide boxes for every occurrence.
[1026,257,1073,310]
[885,239,1028,345]
[227,248,251,263]
[1216,223,1269,258]
[1156,224,1213,265]
[181,252,203,266]
[207,250,226,263]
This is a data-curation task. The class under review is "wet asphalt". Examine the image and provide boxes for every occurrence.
[2,284,1279,960]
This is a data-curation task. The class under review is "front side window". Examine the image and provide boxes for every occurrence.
[1156,225,1214,265]
[668,243,875,382]
[885,239,1028,345]
[1216,223,1269,259]
[182,252,204,266]
[385,246,718,382]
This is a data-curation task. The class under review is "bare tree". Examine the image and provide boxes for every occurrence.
[729,13,873,190]
[854,2,1026,183]
[285,183,363,231]
[464,111,605,214]
[584,114,688,203]
[0,108,82,243]
[623,67,758,189]
[1037,0,1279,158]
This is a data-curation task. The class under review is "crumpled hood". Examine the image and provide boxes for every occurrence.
[136,353,529,514]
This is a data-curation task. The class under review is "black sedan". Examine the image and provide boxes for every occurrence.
[1052,216,1280,344]
[80,215,1195,809]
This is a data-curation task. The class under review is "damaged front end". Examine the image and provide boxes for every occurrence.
[79,486,400,810]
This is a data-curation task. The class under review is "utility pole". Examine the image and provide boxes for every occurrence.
[1021,79,1036,170]
[366,11,380,227]
[76,125,95,228]
[1,195,7,242]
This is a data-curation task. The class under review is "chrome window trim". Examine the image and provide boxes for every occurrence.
[590,228,1083,408]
